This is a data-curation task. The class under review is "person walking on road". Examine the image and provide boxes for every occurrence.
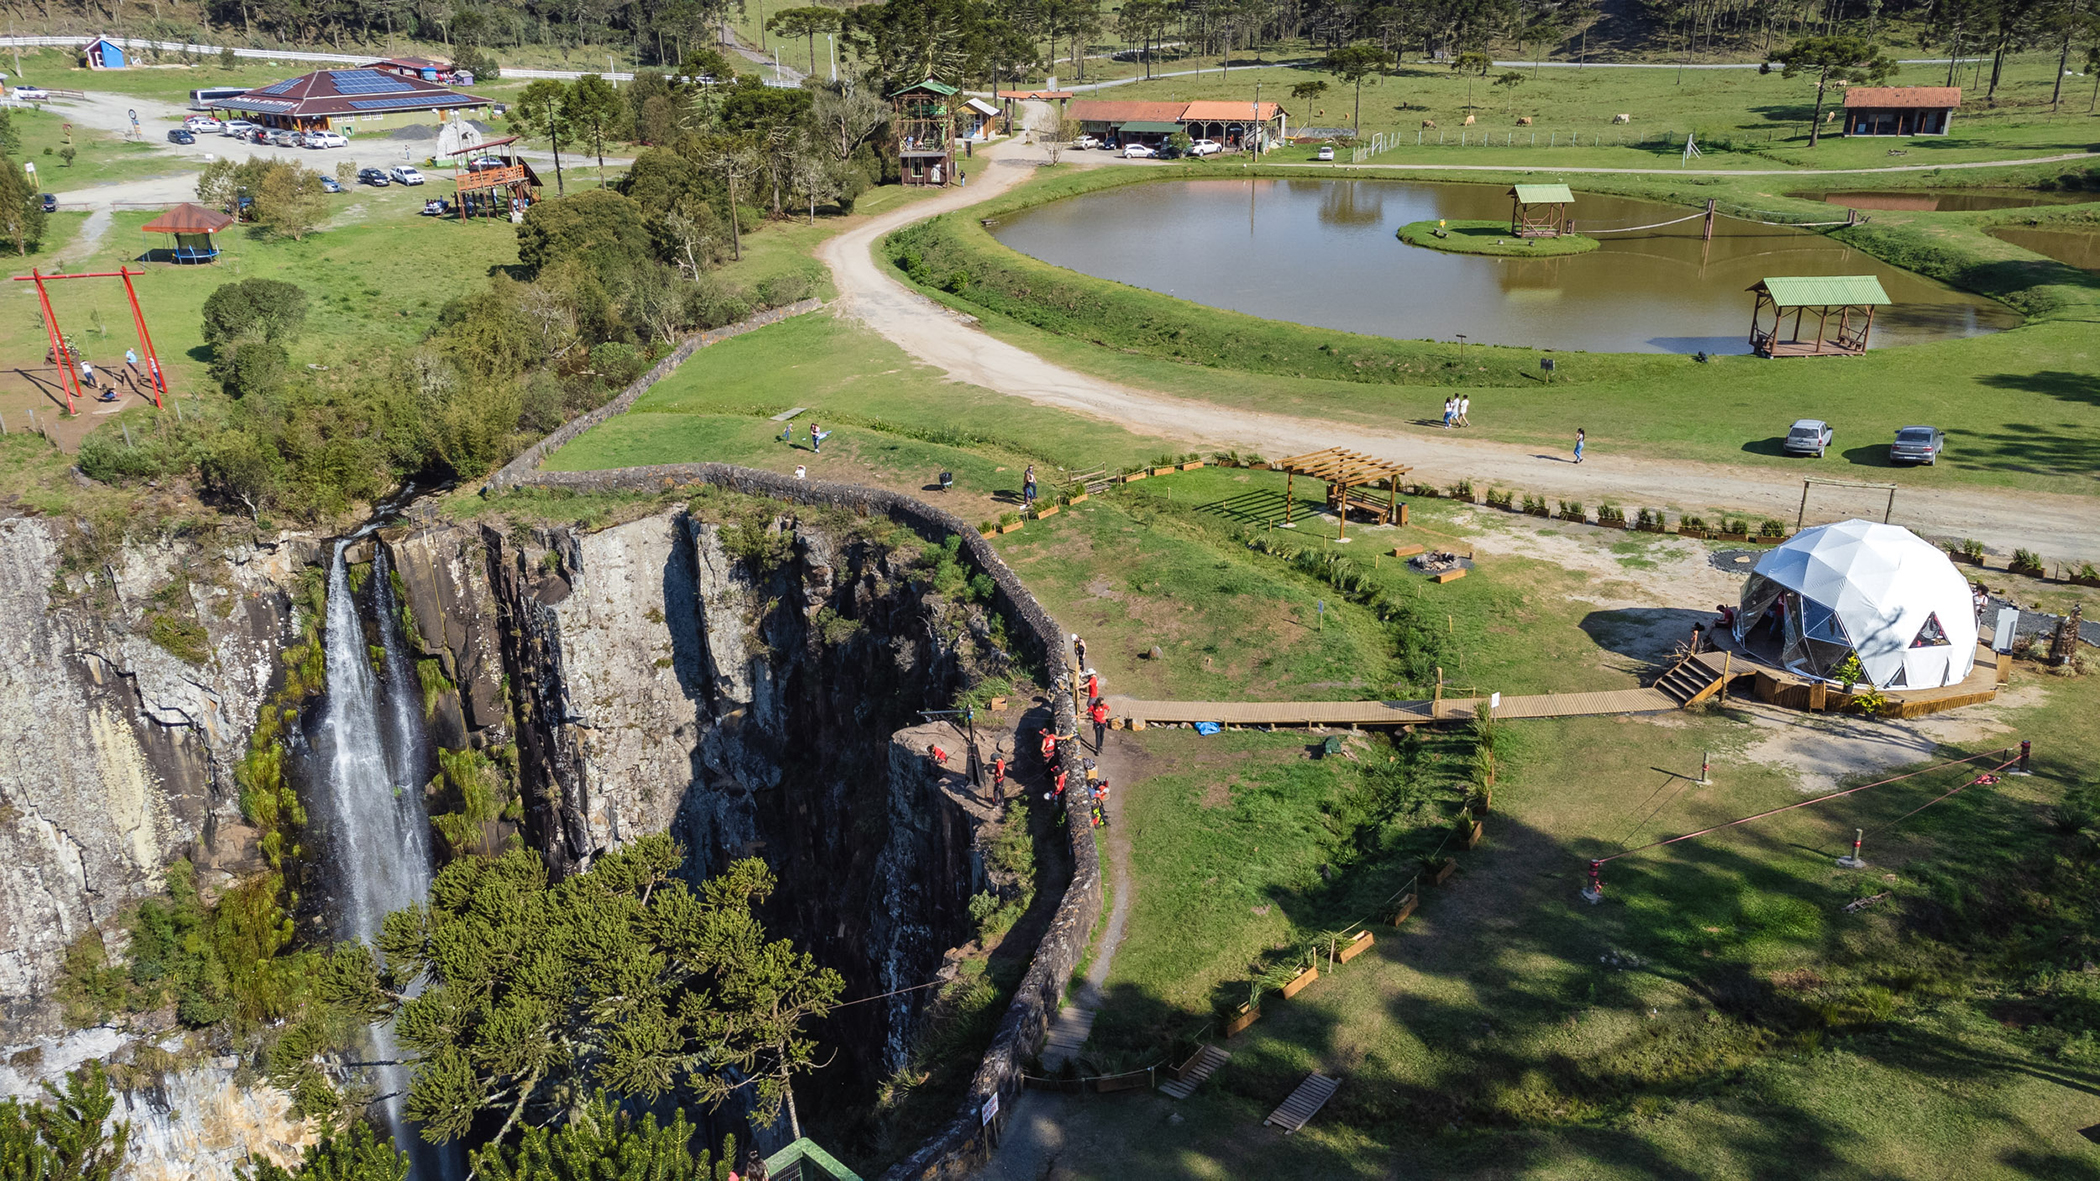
[1574,427,1585,464]
[1442,396,1454,429]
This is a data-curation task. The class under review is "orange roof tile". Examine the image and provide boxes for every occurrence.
[1841,86,1960,109]
[1178,100,1282,121]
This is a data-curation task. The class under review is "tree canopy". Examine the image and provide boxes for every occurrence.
[1769,35,1898,145]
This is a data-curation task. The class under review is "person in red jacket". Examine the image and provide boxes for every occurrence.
[1089,698,1110,753]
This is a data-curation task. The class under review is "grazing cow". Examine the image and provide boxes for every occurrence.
[1422,119,1437,128]
[1611,113,1632,124]
[1462,114,1476,125]
[1516,116,1533,126]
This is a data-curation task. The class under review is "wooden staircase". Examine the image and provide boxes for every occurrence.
[1263,1073,1341,1133]
[1159,1045,1229,1100]
[1654,653,1730,708]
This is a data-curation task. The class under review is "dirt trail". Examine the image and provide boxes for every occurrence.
[817,139,2100,561]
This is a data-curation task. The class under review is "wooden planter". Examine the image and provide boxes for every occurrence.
[1461,819,1484,849]
[1429,857,1458,886]
[1337,929,1375,964]
[1280,964,1319,1000]
[1094,1072,1149,1093]
[1390,893,1418,925]
[1068,492,1089,504]
[1948,551,1985,567]
[1597,518,1628,530]
[1034,504,1060,518]
[1473,789,1492,814]
[1715,532,1750,543]
[1676,528,1707,539]
[1224,1004,1261,1037]
[2009,563,2046,578]
[1559,512,1589,524]
[1179,460,1204,470]
[1151,466,1176,477]
[1753,534,1784,545]
[998,522,1025,534]
[1526,507,1552,518]
[2072,575,2100,588]
[1123,472,1148,483]
[1638,522,1668,534]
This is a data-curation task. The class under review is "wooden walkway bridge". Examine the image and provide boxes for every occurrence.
[1106,685,1679,728]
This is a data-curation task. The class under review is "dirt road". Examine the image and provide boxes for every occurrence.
[817,139,2100,560]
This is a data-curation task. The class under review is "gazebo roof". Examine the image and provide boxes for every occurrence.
[141,203,235,235]
[1752,275,1891,307]
[1272,447,1411,484]
[1510,183,1574,204]
[892,79,958,97]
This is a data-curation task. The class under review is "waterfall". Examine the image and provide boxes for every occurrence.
[314,539,455,1178]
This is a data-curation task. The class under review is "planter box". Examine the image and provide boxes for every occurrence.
[1151,467,1176,477]
[1224,1004,1261,1037]
[1069,492,1089,504]
[1526,508,1552,518]
[988,696,1008,712]
[1559,512,1589,524]
[2009,564,2047,579]
[979,529,997,538]
[998,522,1025,534]
[1390,893,1418,925]
[1715,532,1750,543]
[1474,789,1492,814]
[1461,819,1484,849]
[1676,528,1708,539]
[1337,929,1375,964]
[1122,472,1147,483]
[1180,460,1204,470]
[1947,551,1984,566]
[1429,857,1458,886]
[1034,504,1059,518]
[1753,535,1784,545]
[1637,523,1668,533]
[1280,964,1319,1000]
[1391,544,1426,558]
[2072,575,2100,588]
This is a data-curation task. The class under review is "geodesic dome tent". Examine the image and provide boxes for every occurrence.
[1733,519,1977,690]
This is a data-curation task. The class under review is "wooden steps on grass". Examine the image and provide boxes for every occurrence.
[1159,1045,1229,1100]
[1039,1004,1095,1068]
[1654,654,1728,708]
[1263,1072,1341,1133]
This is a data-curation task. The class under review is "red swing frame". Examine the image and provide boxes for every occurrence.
[12,267,167,415]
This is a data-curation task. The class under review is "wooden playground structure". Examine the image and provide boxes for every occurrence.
[1272,447,1410,540]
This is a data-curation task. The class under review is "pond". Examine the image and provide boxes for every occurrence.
[1803,189,2096,212]
[1991,226,2100,272]
[986,179,2020,354]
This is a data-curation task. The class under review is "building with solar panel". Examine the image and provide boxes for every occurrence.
[211,69,493,137]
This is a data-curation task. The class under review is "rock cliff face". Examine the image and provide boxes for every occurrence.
[1,498,1013,1172]
[0,517,301,1039]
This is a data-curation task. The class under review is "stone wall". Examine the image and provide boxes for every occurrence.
[483,461,1101,1180]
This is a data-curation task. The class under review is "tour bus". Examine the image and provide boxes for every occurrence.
[189,86,248,110]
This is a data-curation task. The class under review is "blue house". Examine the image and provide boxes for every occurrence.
[81,36,126,69]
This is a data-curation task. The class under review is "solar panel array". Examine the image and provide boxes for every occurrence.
[349,94,471,111]
[329,70,417,95]
[257,78,300,94]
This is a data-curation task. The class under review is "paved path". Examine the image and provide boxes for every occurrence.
[816,139,2100,562]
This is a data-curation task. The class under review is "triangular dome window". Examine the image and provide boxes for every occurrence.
[1911,613,1950,648]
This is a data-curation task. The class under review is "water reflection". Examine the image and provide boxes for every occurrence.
[989,179,2021,354]
[1991,226,2100,272]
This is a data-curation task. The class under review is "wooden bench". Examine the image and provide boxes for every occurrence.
[1391,544,1426,558]
[1435,568,1467,584]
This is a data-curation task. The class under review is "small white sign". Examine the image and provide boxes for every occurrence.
[980,1092,1000,1125]
[1489,691,1501,711]
[1993,607,2019,654]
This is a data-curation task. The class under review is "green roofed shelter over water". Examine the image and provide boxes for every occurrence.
[1511,183,1575,204]
[1753,275,1893,307]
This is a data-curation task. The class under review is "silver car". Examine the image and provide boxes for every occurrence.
[1890,425,1945,465]
[1783,418,1833,457]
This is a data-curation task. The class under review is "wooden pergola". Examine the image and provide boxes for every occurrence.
[1748,275,1890,358]
[1272,448,1412,540]
[1508,183,1573,238]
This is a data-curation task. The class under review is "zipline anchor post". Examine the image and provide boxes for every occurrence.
[1836,828,1867,869]
[1698,750,1711,786]
[2011,739,2031,776]
[1581,859,1604,905]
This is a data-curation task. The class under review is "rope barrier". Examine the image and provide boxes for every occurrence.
[1595,747,2012,865]
[1583,212,1708,234]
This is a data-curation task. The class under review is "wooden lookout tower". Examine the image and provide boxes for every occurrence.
[1747,275,1890,357]
[893,79,958,187]
[1272,447,1412,541]
[447,135,542,221]
[1508,183,1573,238]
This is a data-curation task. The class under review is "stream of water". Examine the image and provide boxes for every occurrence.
[315,540,454,1178]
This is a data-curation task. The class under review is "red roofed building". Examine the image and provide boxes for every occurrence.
[1067,100,1191,140]
[1178,100,1285,149]
[1841,86,1959,137]
[214,68,493,134]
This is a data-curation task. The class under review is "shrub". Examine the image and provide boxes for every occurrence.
[2010,549,2045,576]
[1963,538,1986,560]
[1680,514,1706,531]
[1759,519,1786,538]
[1522,494,1549,516]
[1596,503,1624,524]
[1448,479,1475,502]
[1558,500,1585,521]
[1484,488,1513,509]
[1725,517,1750,536]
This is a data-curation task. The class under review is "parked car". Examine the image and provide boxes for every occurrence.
[13,86,48,101]
[184,116,223,133]
[389,165,425,186]
[319,174,342,193]
[1782,418,1834,457]
[357,167,391,186]
[1889,425,1945,466]
[268,129,303,147]
[1316,144,1336,161]
[1121,142,1155,158]
[39,193,55,212]
[1188,138,1222,156]
[1153,142,1184,160]
[1073,134,1101,150]
[221,120,257,137]
[303,130,346,148]
[167,128,196,145]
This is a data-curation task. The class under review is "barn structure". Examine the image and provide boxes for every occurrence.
[1841,86,1960,137]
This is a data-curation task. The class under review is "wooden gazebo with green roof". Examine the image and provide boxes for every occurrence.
[1748,275,1890,357]
[1508,183,1573,238]
[893,78,958,187]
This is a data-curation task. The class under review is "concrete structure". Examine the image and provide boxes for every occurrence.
[1842,86,1959,136]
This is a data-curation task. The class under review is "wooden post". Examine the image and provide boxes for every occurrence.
[1884,485,1895,524]
[1815,306,1829,354]
[1335,480,1346,540]
[1797,479,1811,531]
[1702,197,1715,240]
[1861,304,1875,351]
[1283,469,1294,527]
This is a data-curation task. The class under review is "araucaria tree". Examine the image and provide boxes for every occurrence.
[514,79,573,195]
[560,74,629,185]
[1325,43,1396,132]
[1768,35,1897,146]
[768,5,844,77]
[316,835,842,1147]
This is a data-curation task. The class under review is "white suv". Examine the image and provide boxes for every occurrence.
[389,165,425,185]
[185,116,223,133]
[221,120,257,137]
[1188,138,1223,156]
[303,130,346,148]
